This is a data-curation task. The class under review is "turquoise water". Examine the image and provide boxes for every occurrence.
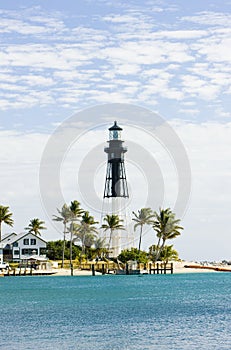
[0,273,230,349]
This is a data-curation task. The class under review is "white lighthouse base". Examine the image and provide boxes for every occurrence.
[102,197,134,258]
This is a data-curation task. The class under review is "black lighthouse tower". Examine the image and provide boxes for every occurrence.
[104,121,129,199]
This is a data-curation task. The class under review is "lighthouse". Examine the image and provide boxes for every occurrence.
[104,121,128,199]
[103,121,129,257]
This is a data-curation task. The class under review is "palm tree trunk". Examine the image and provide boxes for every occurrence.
[62,223,66,268]
[154,236,162,262]
[108,229,112,249]
[156,239,166,261]
[106,229,113,258]
[138,225,143,254]
[70,222,73,276]
[80,236,85,263]
[82,235,85,255]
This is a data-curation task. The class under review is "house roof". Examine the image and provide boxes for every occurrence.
[5,232,47,245]
[1,232,17,242]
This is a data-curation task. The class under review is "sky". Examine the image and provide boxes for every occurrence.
[0,0,231,261]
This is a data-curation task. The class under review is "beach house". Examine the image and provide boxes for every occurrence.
[1,232,47,262]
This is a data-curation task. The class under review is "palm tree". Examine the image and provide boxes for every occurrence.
[53,204,72,268]
[153,208,183,261]
[101,214,125,256]
[149,244,179,263]
[73,211,98,257]
[153,208,172,259]
[132,208,155,254]
[0,205,14,242]
[160,245,179,264]
[93,237,106,259]
[69,200,83,275]
[25,218,46,236]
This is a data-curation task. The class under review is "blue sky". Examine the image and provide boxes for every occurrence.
[0,0,231,260]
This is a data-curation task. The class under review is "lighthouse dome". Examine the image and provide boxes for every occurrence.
[109,120,123,131]
[109,121,122,140]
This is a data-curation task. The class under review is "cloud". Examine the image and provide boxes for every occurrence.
[151,30,208,40]
[178,109,200,116]
[0,4,229,123]
[0,7,66,35]
[1,44,94,69]
[103,14,140,23]
[196,38,231,64]
[180,73,224,100]
[182,11,231,27]
[0,18,53,35]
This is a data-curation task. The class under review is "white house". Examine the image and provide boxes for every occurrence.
[2,232,47,262]
[1,233,17,263]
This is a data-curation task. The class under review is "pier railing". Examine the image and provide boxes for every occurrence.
[80,261,174,275]
[148,262,173,274]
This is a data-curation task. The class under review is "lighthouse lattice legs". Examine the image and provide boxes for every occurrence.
[110,198,121,257]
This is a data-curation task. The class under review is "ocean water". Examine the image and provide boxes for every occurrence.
[0,273,230,350]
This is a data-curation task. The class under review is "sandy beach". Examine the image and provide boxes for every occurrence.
[172,261,215,273]
[52,268,102,276]
[50,261,231,276]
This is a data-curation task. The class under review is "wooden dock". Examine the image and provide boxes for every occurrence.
[81,261,117,275]
[80,261,174,275]
[148,262,173,274]
[1,261,174,277]
[2,268,56,276]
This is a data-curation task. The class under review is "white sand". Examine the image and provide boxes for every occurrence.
[172,261,231,273]
[48,260,231,276]
[51,268,102,276]
[51,261,218,276]
[172,261,214,273]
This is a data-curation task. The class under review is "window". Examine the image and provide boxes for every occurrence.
[31,239,36,245]
[40,248,46,255]
[14,250,20,255]
[22,249,38,255]
[13,242,18,247]
[23,239,29,245]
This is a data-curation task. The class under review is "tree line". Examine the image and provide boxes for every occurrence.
[0,202,183,268]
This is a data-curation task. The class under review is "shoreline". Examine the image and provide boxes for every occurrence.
[50,261,231,276]
[3,261,231,277]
